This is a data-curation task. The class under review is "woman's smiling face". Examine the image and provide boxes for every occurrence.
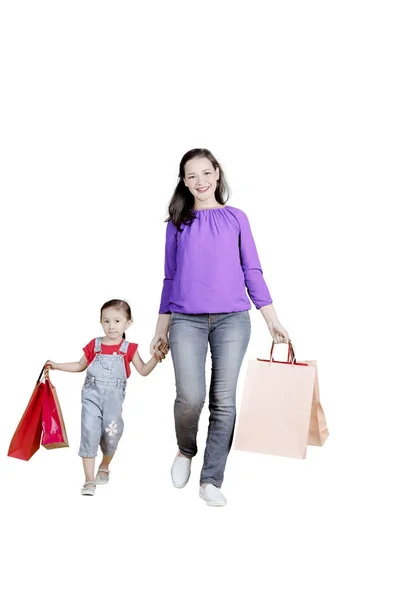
[184,157,220,206]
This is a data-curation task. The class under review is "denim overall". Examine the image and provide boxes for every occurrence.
[79,337,128,458]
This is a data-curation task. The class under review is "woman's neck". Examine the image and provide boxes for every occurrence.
[194,198,221,210]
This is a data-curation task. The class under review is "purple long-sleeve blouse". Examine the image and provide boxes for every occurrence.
[159,206,272,314]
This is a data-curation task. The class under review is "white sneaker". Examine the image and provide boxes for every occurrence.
[199,484,227,507]
[171,453,192,488]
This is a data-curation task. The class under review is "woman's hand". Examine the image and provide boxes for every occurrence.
[150,332,169,357]
[267,321,290,344]
[259,305,290,344]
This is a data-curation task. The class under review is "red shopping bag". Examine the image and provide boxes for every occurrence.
[8,365,69,460]
[41,375,69,449]
[8,365,46,461]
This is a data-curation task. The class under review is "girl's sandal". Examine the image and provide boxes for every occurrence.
[81,481,97,496]
[95,468,110,485]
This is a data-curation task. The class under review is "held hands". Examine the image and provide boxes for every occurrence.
[154,341,169,362]
[150,332,169,359]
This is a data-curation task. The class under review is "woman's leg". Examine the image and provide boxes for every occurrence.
[200,311,251,488]
[169,313,209,457]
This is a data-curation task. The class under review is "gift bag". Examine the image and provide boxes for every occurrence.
[8,365,46,461]
[41,372,69,449]
[8,365,69,460]
[234,342,329,459]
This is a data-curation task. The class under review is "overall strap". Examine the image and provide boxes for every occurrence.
[94,337,103,353]
[119,339,129,355]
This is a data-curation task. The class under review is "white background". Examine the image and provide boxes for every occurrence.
[1,1,399,598]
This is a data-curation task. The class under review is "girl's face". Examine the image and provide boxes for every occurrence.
[100,308,131,342]
[184,157,220,206]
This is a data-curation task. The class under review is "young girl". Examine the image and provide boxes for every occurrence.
[46,299,168,496]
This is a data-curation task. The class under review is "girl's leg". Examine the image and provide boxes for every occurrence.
[169,313,209,457]
[95,452,115,484]
[200,311,251,488]
[82,457,96,484]
[79,386,102,464]
[99,453,115,471]
[79,394,102,490]
[99,393,125,475]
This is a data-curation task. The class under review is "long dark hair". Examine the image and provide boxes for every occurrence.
[100,299,132,340]
[167,148,230,230]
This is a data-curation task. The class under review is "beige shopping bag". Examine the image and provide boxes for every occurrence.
[234,342,329,459]
[304,360,329,447]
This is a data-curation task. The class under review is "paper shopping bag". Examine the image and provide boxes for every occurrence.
[303,360,329,447]
[41,375,69,449]
[234,342,328,459]
[8,366,46,461]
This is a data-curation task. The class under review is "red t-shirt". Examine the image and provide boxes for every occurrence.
[83,339,138,378]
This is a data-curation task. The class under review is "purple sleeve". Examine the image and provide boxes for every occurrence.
[159,220,178,313]
[237,210,273,309]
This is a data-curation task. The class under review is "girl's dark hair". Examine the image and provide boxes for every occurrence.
[167,148,230,230]
[100,299,132,340]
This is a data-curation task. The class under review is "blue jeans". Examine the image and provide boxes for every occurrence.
[169,311,251,487]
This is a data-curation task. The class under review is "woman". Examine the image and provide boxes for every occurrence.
[151,148,289,506]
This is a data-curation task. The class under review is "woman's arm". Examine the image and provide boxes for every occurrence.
[150,314,171,354]
[151,220,177,355]
[158,220,178,314]
[237,209,289,343]
[237,209,273,309]
[46,355,88,373]
[259,304,289,344]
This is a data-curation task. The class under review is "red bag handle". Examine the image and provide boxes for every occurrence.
[269,340,297,364]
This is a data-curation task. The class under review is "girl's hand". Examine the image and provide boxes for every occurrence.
[150,332,168,357]
[45,360,57,370]
[155,341,169,361]
[267,321,290,344]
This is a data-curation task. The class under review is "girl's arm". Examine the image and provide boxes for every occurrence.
[132,347,167,377]
[46,355,88,373]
